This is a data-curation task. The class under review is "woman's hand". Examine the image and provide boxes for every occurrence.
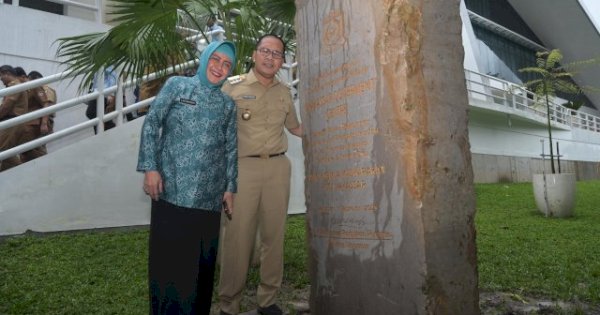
[222,191,234,219]
[143,171,163,201]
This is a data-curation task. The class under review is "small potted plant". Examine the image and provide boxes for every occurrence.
[518,49,596,217]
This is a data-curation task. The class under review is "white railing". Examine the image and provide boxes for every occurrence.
[2,65,599,163]
[464,69,600,132]
[0,57,298,162]
[0,59,195,161]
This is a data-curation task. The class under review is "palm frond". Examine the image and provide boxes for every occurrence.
[57,0,196,92]
[258,0,296,48]
[519,67,548,76]
[522,79,543,89]
[56,0,297,92]
[545,49,563,69]
[258,0,295,25]
[554,80,581,95]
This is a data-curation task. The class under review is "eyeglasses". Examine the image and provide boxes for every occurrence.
[256,47,284,60]
[208,55,233,73]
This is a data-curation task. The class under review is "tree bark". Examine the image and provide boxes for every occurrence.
[295,0,479,314]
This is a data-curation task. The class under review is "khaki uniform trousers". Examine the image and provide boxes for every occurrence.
[20,124,47,163]
[0,125,23,171]
[218,155,291,314]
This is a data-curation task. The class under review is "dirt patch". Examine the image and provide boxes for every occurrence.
[479,291,600,315]
[212,287,600,314]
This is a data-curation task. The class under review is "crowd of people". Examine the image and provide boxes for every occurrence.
[0,61,198,171]
[0,65,56,171]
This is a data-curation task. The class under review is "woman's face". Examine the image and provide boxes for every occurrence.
[206,52,233,84]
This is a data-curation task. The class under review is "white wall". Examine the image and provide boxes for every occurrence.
[0,117,307,236]
[0,119,148,236]
[468,108,600,162]
[0,5,110,152]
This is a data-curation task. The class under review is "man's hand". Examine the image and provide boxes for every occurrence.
[143,171,163,201]
[40,121,49,135]
[105,95,116,113]
[288,123,303,137]
[222,191,234,219]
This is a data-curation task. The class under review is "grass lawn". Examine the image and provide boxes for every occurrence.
[1,181,599,314]
[476,180,600,303]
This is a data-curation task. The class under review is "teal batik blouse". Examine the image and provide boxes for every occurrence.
[136,75,238,211]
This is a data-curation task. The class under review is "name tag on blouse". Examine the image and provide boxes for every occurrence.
[180,98,196,105]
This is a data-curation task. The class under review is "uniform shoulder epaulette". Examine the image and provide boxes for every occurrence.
[227,74,246,85]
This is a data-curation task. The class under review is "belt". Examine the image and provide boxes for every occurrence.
[246,152,285,159]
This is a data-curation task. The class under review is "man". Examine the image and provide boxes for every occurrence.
[218,34,303,315]
[135,52,185,118]
[0,65,29,171]
[19,71,56,162]
[207,15,225,42]
[15,67,28,81]
[86,66,117,133]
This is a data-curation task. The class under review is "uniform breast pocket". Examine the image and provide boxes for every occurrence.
[269,102,288,125]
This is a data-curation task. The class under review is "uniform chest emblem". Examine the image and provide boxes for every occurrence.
[242,109,252,121]
[239,95,256,120]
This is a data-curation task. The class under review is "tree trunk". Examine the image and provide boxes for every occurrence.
[295,0,479,314]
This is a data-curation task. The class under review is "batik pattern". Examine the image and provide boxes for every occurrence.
[137,75,237,211]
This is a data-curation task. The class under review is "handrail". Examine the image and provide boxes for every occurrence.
[0,57,297,162]
[464,69,600,133]
[2,58,598,163]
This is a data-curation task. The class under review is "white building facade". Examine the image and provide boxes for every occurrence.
[1,0,599,235]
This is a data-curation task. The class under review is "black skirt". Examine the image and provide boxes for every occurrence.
[148,199,221,315]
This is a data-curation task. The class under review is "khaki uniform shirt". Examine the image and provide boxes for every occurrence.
[0,79,28,120]
[43,86,56,104]
[25,86,49,126]
[43,85,57,129]
[222,70,300,158]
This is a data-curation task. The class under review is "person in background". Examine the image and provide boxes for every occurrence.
[29,71,57,134]
[137,41,238,315]
[0,65,28,171]
[86,66,117,133]
[14,67,28,82]
[136,69,180,117]
[218,34,303,315]
[16,70,54,162]
[207,14,225,42]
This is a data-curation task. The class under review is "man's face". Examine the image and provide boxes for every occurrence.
[0,72,11,86]
[252,37,285,81]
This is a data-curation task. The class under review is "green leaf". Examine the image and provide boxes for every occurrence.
[55,0,297,92]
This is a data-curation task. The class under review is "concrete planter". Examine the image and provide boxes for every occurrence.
[532,173,576,217]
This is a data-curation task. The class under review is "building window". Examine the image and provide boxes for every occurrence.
[4,0,64,15]
[472,25,537,84]
[465,0,542,45]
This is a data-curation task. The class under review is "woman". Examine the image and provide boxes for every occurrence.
[137,41,237,315]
